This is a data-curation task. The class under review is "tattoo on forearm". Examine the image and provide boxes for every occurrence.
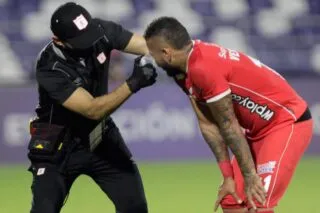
[201,125,230,162]
[221,127,255,177]
[209,95,256,176]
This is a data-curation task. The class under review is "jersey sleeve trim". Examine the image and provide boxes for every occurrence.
[206,88,231,103]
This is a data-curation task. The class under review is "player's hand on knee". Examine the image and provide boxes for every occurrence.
[244,174,267,211]
[214,177,242,212]
[126,55,157,93]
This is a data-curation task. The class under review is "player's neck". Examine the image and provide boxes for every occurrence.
[177,43,193,72]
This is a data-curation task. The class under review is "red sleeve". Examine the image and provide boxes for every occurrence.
[190,63,231,103]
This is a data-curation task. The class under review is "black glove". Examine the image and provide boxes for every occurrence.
[126,56,158,93]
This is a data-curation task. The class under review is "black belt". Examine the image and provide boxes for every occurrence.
[295,107,312,123]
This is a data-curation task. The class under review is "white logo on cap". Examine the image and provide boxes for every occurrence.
[73,14,88,30]
[97,52,106,64]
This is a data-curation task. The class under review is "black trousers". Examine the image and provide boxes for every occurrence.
[28,128,147,213]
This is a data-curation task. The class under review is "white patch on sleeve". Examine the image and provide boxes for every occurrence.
[37,168,46,176]
[97,52,106,64]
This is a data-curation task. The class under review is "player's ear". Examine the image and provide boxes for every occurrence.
[162,48,172,62]
[161,48,169,54]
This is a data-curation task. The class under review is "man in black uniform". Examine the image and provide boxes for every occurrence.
[27,2,156,213]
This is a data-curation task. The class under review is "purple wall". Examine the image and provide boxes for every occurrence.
[0,79,319,163]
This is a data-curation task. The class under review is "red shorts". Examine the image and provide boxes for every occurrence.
[221,119,313,209]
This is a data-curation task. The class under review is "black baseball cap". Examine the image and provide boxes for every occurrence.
[50,2,104,49]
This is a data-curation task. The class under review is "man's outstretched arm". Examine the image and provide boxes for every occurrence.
[37,57,157,121]
[123,34,149,55]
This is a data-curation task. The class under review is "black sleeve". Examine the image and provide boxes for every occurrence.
[36,69,78,104]
[98,19,134,50]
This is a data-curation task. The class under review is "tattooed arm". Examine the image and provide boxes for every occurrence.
[190,97,244,209]
[206,94,255,176]
[206,94,266,207]
[189,98,230,163]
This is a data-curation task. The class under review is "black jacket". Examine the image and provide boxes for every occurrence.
[34,19,133,138]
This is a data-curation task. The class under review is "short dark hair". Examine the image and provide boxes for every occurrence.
[144,17,191,49]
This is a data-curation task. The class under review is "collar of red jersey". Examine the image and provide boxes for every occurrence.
[186,40,195,73]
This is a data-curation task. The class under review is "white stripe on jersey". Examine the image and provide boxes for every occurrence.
[267,124,294,207]
[206,88,231,103]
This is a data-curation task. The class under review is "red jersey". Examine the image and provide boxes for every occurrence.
[175,40,307,139]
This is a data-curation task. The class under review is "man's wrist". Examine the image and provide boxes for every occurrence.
[124,82,134,94]
[243,170,258,178]
[126,78,139,93]
[218,160,234,178]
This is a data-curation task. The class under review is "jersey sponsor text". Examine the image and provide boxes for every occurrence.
[232,93,275,121]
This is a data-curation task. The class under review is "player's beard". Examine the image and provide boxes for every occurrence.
[160,63,183,77]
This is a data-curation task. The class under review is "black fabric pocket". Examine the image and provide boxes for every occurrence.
[28,123,67,163]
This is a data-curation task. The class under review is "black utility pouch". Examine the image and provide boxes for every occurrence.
[27,122,68,164]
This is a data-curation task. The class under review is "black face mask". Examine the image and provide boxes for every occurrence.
[63,46,94,58]
[64,36,109,59]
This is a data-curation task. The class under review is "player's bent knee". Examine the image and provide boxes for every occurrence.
[221,202,246,210]
[221,197,246,210]
[30,202,60,213]
[30,195,63,213]
[118,202,148,213]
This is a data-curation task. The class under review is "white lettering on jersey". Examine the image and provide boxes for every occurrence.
[216,45,284,80]
[228,49,240,61]
[232,93,275,121]
[218,47,227,59]
[257,161,277,175]
[218,47,240,61]
[247,55,285,79]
